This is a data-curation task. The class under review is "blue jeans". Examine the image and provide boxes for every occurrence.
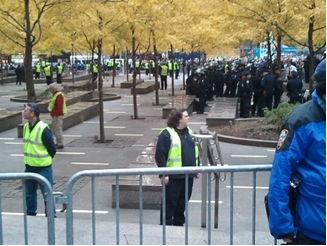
[25,165,55,216]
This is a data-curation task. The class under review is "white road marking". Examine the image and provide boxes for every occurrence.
[121,104,140,106]
[231,155,267,158]
[4,142,22,145]
[152,97,169,99]
[56,152,85,155]
[115,133,143,137]
[226,185,268,190]
[63,135,82,137]
[189,200,223,204]
[124,95,140,98]
[152,108,162,110]
[83,121,107,124]
[1,95,14,98]
[0,138,15,140]
[189,122,206,125]
[71,162,109,166]
[267,149,276,152]
[2,210,108,216]
[151,128,162,131]
[10,154,23,157]
[104,126,126,129]
[104,111,126,114]
[132,144,148,147]
[0,108,6,110]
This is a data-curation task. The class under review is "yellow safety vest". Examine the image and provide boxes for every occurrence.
[41,61,46,67]
[160,65,168,76]
[36,65,41,73]
[57,65,63,74]
[47,91,68,114]
[86,64,90,71]
[93,65,98,73]
[160,127,199,167]
[174,62,179,70]
[224,64,229,74]
[168,62,173,70]
[145,63,149,69]
[23,121,52,167]
[135,61,140,68]
[44,66,51,76]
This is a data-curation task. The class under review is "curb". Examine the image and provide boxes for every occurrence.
[216,133,277,148]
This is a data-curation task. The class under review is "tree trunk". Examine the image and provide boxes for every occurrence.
[25,0,36,102]
[97,39,105,143]
[266,32,272,71]
[308,20,315,94]
[152,30,159,105]
[71,44,75,83]
[276,32,282,69]
[132,27,138,119]
[112,44,116,87]
[126,47,129,82]
[170,44,175,96]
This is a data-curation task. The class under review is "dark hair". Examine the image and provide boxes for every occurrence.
[167,108,187,128]
[27,103,40,117]
[315,82,326,98]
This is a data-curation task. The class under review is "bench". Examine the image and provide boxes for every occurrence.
[130,81,157,94]
[162,95,196,119]
[206,97,238,126]
[0,110,22,133]
[120,79,144,88]
[17,101,99,138]
[111,138,162,209]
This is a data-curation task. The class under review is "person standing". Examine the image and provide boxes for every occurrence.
[155,108,199,226]
[286,71,303,104]
[144,61,149,75]
[273,67,284,109]
[23,103,56,217]
[44,64,52,85]
[48,83,67,149]
[56,63,63,84]
[15,64,23,85]
[159,62,168,90]
[261,69,275,111]
[251,69,264,117]
[238,70,253,118]
[35,63,41,79]
[267,59,326,245]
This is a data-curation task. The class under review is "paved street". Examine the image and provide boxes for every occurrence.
[0,72,277,244]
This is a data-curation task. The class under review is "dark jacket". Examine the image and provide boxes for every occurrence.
[261,74,275,95]
[155,127,197,179]
[287,78,303,94]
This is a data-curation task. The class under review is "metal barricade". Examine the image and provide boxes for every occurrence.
[0,172,55,245]
[57,165,272,245]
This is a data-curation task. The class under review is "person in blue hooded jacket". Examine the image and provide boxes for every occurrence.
[267,59,326,244]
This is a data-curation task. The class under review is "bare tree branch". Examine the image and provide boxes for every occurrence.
[314,41,326,54]
[313,26,326,32]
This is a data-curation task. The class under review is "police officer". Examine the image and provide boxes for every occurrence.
[286,71,303,104]
[159,62,169,90]
[273,67,284,109]
[214,65,225,97]
[44,63,52,85]
[251,69,264,117]
[261,69,275,111]
[230,68,240,97]
[194,69,207,114]
[238,70,253,118]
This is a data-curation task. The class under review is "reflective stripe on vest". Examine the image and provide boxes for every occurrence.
[47,91,68,114]
[57,65,63,74]
[44,66,51,76]
[159,127,199,167]
[23,121,52,167]
[161,65,168,76]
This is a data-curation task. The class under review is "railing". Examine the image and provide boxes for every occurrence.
[0,172,55,245]
[57,165,272,245]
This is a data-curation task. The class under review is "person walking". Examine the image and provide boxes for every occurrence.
[47,83,67,149]
[44,64,52,85]
[155,108,199,226]
[23,103,56,217]
[267,59,326,245]
[35,63,41,79]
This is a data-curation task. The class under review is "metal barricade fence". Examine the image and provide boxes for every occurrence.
[0,172,55,245]
[59,165,272,245]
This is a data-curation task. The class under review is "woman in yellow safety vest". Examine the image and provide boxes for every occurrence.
[155,108,199,226]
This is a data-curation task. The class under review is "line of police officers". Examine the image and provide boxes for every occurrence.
[185,61,287,117]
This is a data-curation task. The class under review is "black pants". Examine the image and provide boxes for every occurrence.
[215,82,224,97]
[284,232,324,245]
[57,74,62,84]
[160,75,167,90]
[239,96,251,118]
[252,93,264,117]
[265,94,273,111]
[35,72,40,79]
[273,92,282,109]
[46,76,52,85]
[160,178,194,226]
[145,69,149,75]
